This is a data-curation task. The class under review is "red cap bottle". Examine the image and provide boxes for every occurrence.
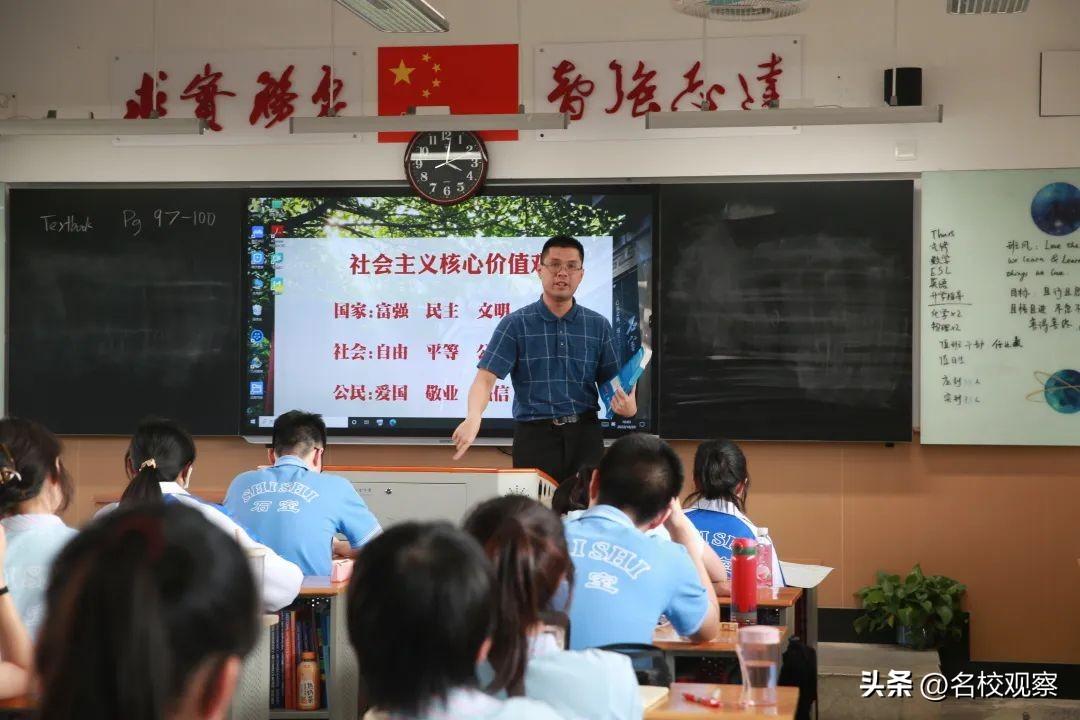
[731,537,758,626]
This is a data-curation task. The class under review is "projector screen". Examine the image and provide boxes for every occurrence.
[241,188,656,439]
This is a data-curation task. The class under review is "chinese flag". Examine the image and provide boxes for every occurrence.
[377,44,519,143]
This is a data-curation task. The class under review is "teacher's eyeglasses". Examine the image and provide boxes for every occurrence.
[542,261,583,274]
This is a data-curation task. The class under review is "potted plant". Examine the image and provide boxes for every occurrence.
[854,564,966,650]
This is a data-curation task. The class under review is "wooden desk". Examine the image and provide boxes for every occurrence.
[645,683,797,720]
[266,577,357,720]
[716,587,802,609]
[717,588,802,642]
[652,625,790,679]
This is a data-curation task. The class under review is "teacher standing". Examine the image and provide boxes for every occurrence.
[452,235,637,481]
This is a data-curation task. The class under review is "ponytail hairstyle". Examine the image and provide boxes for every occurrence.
[687,439,750,512]
[121,417,197,505]
[551,464,594,516]
[0,418,73,516]
[36,502,259,720]
[463,496,573,696]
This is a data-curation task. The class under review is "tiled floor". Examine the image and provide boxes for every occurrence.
[817,643,1078,719]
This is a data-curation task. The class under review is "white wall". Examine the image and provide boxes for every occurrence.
[0,0,1078,182]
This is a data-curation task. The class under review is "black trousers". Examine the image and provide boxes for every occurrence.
[512,418,604,483]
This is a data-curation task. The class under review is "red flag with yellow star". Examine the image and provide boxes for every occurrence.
[377,44,519,143]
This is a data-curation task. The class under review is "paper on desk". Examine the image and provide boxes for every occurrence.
[638,686,669,710]
[780,561,833,588]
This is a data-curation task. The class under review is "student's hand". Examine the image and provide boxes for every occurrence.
[451,417,481,460]
[609,386,637,417]
[663,498,698,547]
[332,538,355,559]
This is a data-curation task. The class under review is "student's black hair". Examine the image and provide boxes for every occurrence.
[272,410,327,457]
[595,433,683,524]
[120,417,197,505]
[463,496,573,696]
[686,439,751,513]
[540,235,585,264]
[0,417,73,515]
[551,464,594,516]
[36,502,259,720]
[347,522,494,717]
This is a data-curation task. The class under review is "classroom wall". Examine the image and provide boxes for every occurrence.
[4,0,1080,665]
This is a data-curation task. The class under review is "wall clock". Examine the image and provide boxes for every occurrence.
[404,130,488,205]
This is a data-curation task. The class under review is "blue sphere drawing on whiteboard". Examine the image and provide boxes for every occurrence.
[1028,369,1080,414]
[1030,182,1080,236]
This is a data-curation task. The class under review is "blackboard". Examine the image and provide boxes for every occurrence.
[7,188,243,435]
[658,180,913,441]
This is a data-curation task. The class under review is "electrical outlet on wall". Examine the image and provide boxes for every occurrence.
[0,94,15,120]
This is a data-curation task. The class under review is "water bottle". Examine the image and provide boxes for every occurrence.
[730,537,758,626]
[297,651,321,710]
[736,625,782,705]
[755,528,774,588]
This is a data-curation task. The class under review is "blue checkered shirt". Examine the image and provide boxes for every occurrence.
[478,298,621,422]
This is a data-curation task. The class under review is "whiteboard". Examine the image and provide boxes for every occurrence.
[921,169,1080,445]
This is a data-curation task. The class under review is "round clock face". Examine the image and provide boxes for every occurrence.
[405,130,488,205]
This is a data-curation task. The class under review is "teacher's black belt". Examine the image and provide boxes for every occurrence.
[520,411,598,427]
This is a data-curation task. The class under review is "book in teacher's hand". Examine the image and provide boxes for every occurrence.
[599,344,652,418]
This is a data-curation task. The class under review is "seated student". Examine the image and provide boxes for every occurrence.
[556,465,729,596]
[0,524,33,700]
[0,418,77,639]
[36,502,259,720]
[225,410,382,577]
[684,439,783,588]
[347,522,561,720]
[98,417,303,610]
[563,433,721,650]
[465,496,642,720]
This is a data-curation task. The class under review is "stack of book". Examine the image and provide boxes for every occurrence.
[270,598,332,710]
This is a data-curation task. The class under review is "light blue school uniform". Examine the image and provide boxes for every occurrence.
[364,687,562,720]
[685,498,784,589]
[224,456,381,577]
[478,631,642,720]
[1,514,77,639]
[564,504,709,650]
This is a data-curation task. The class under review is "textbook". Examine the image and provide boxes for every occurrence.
[600,344,652,418]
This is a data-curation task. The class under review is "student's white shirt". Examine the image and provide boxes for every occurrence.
[477,631,642,720]
[1,513,77,639]
[363,687,562,720]
[685,498,783,588]
[97,482,303,611]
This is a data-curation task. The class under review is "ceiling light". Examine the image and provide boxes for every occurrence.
[0,118,207,136]
[645,105,943,129]
[290,111,568,134]
[334,0,449,32]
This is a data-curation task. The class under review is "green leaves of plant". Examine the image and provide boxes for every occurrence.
[853,564,966,649]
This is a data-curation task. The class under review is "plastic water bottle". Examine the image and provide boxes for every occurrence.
[730,537,758,626]
[755,528,774,588]
[736,625,782,705]
[297,652,321,710]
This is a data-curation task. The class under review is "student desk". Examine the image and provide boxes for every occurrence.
[652,624,790,680]
[0,695,33,719]
[264,577,357,720]
[644,683,798,720]
[231,614,280,720]
[717,588,802,642]
[234,578,355,720]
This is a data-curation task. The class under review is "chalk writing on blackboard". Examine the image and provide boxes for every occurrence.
[122,208,217,236]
